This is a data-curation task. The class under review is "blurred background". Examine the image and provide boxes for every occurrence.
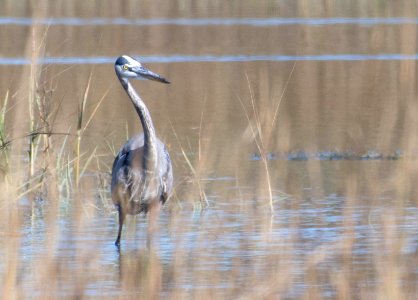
[0,1,417,299]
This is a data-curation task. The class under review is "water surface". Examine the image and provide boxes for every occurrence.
[0,1,417,299]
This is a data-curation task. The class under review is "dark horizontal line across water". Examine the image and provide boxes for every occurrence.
[251,150,403,161]
[1,17,418,27]
[2,54,418,65]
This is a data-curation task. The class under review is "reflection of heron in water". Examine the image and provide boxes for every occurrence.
[117,248,162,296]
[111,55,173,247]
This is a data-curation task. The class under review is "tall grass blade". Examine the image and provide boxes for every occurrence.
[75,71,93,187]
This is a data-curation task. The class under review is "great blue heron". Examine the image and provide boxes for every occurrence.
[111,55,173,247]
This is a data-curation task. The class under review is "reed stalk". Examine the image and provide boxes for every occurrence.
[75,72,92,187]
[170,120,208,208]
[238,85,274,212]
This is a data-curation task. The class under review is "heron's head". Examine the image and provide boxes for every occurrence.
[114,55,170,84]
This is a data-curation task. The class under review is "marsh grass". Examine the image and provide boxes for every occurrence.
[238,79,274,212]
[238,65,295,212]
[0,91,10,179]
[0,2,417,300]
[169,110,209,210]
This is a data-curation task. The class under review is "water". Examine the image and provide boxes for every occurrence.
[16,190,418,298]
[4,17,418,27]
[1,1,418,299]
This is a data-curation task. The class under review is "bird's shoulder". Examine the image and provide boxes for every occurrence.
[121,134,145,152]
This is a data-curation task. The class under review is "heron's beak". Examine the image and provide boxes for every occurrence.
[131,66,170,84]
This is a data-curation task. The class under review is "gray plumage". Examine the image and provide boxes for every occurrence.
[111,55,173,247]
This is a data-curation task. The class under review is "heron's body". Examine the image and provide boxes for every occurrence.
[111,134,173,214]
[111,55,172,246]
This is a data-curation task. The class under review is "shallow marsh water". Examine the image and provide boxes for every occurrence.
[0,1,418,299]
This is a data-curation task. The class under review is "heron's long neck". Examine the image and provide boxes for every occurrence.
[120,77,158,173]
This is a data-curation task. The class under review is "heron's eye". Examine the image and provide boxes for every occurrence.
[123,65,129,70]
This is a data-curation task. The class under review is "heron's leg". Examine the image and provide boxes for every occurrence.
[115,204,126,247]
[160,181,169,205]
